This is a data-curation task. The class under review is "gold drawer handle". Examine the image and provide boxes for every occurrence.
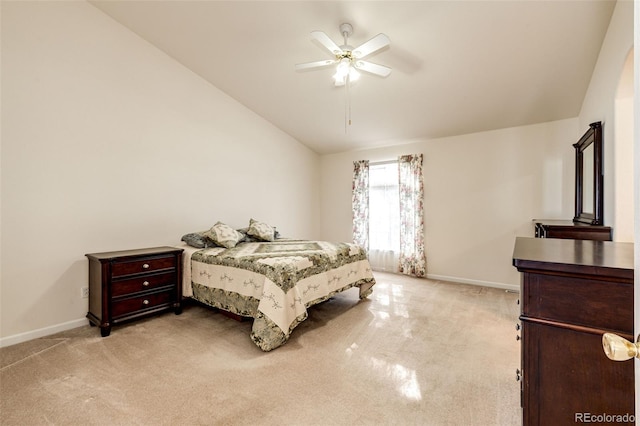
[142,299,150,306]
[602,333,639,361]
[142,263,150,269]
[142,281,150,287]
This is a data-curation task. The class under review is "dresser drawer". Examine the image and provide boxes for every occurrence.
[522,272,633,333]
[111,290,175,319]
[112,271,176,297]
[112,255,176,277]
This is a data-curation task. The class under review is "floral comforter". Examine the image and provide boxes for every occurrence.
[185,240,375,351]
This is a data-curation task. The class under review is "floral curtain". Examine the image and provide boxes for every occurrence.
[352,160,370,252]
[398,154,426,277]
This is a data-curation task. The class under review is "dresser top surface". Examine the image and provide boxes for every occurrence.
[513,237,633,274]
[86,246,183,261]
[533,219,612,229]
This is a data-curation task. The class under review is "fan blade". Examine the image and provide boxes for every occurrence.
[352,33,390,59]
[295,59,337,71]
[354,61,392,77]
[311,31,344,56]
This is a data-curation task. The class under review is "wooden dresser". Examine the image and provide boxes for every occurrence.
[86,246,183,337]
[512,237,634,426]
[533,219,612,241]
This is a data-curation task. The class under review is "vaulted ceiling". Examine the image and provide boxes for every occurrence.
[90,1,616,154]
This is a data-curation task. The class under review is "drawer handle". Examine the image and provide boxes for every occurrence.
[142,299,150,306]
[142,263,150,269]
[602,333,639,361]
[142,281,150,287]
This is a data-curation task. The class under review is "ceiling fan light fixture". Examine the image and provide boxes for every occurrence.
[332,57,349,85]
[335,58,350,76]
[333,57,361,86]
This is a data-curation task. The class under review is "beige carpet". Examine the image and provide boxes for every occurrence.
[0,272,521,425]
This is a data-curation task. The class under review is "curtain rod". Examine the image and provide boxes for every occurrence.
[370,159,397,166]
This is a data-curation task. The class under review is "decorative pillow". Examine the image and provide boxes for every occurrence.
[237,226,280,242]
[247,218,276,242]
[204,222,244,248]
[237,228,260,243]
[181,231,221,248]
[181,232,208,248]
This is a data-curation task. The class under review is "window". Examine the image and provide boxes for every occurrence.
[352,154,426,277]
[368,162,400,271]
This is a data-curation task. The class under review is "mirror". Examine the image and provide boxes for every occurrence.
[581,144,594,214]
[573,122,603,225]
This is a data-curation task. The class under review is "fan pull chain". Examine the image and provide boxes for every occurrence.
[344,79,348,133]
[344,73,352,133]
[345,26,351,133]
[348,78,352,127]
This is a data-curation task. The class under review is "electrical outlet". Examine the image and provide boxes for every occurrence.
[81,287,89,298]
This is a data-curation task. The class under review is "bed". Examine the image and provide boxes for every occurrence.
[179,238,375,351]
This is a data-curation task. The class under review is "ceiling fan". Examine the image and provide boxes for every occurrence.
[295,23,391,86]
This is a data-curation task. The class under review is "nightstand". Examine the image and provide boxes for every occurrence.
[85,246,183,337]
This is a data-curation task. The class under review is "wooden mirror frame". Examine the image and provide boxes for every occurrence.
[573,121,603,225]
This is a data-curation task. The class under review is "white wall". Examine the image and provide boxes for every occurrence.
[579,0,634,241]
[320,119,577,289]
[0,1,320,344]
[613,50,634,242]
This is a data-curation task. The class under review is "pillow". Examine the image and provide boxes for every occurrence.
[181,232,208,248]
[237,226,280,242]
[237,228,260,243]
[181,232,220,248]
[247,218,276,242]
[203,222,244,248]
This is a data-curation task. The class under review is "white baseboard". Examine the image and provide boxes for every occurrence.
[426,273,520,293]
[0,318,88,348]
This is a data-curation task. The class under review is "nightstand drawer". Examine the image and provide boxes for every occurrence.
[112,271,176,297]
[112,290,175,319]
[112,255,176,277]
